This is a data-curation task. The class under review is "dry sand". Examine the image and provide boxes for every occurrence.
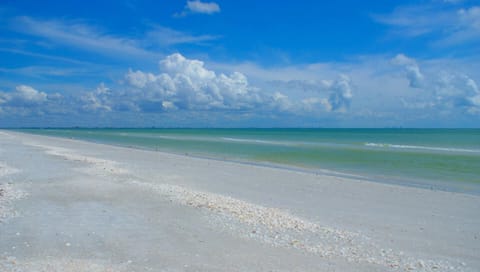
[0,130,479,271]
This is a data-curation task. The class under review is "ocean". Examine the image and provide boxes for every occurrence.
[20,128,480,194]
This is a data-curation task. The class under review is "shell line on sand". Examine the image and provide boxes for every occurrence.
[0,162,20,178]
[130,180,466,272]
[0,163,27,223]
[0,256,131,272]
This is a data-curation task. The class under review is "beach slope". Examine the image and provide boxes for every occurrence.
[0,131,479,271]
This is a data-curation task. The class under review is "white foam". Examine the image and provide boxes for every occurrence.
[221,137,289,146]
[365,142,480,153]
[0,131,13,138]
[23,142,129,175]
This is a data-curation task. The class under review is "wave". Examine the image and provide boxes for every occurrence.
[221,137,291,146]
[364,142,480,153]
[221,137,362,150]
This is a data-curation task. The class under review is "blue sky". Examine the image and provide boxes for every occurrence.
[1,0,479,127]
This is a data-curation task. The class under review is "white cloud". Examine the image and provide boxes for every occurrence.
[81,83,112,112]
[392,55,480,114]
[145,26,219,46]
[124,69,156,89]
[12,16,155,59]
[3,53,478,126]
[10,17,219,59]
[14,85,48,103]
[433,72,480,111]
[0,65,95,78]
[123,53,264,111]
[210,61,339,83]
[447,6,480,45]
[301,97,330,112]
[270,92,292,111]
[0,85,67,117]
[373,5,448,37]
[160,53,216,80]
[226,53,480,117]
[391,54,424,88]
[186,0,220,14]
[325,75,354,112]
[0,48,90,65]
[373,3,480,46]
[120,54,358,114]
[265,75,354,113]
[175,0,220,17]
[0,85,47,107]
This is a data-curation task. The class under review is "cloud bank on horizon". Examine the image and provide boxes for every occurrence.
[0,0,479,127]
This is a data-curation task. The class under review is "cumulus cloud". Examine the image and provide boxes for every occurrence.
[3,53,479,127]
[123,53,264,111]
[392,54,424,88]
[393,54,480,114]
[81,83,112,112]
[434,72,480,112]
[175,0,220,17]
[120,54,357,115]
[0,85,48,107]
[270,92,292,112]
[13,85,47,104]
[325,75,354,112]
[270,75,354,113]
[0,85,70,118]
[301,97,330,112]
[160,53,216,80]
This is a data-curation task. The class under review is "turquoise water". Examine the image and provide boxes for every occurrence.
[20,128,480,193]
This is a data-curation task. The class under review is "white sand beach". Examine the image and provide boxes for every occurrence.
[0,130,479,271]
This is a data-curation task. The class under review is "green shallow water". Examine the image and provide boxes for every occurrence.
[18,128,480,194]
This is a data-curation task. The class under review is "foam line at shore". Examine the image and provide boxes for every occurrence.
[22,142,129,175]
[365,142,480,153]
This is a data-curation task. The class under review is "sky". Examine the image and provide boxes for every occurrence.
[0,0,479,128]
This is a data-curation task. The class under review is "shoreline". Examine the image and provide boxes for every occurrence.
[10,129,480,196]
[1,130,479,271]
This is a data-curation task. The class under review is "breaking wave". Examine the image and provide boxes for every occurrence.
[364,142,480,153]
